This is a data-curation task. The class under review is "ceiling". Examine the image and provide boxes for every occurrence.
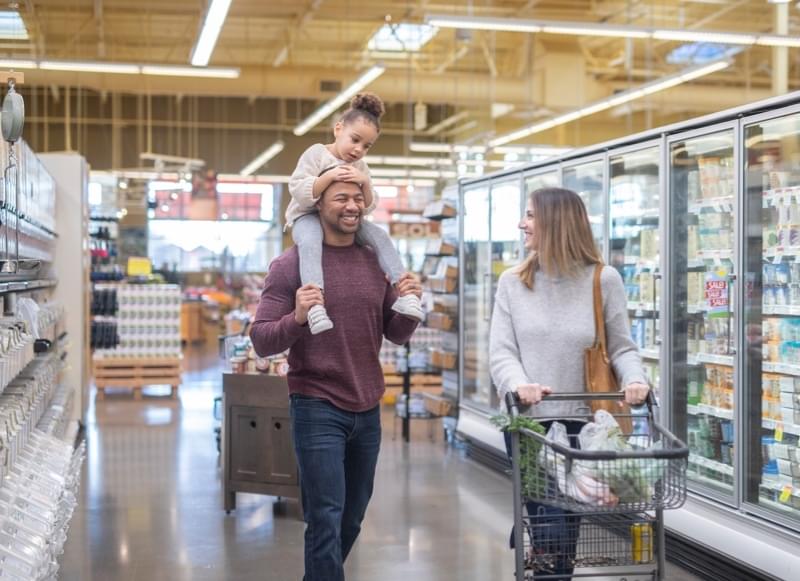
[6,0,800,172]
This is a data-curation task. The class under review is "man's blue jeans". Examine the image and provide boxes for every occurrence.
[290,394,381,581]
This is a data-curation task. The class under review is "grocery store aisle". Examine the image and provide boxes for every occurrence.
[60,346,702,581]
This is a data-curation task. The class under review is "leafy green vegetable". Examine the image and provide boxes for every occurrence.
[492,414,547,498]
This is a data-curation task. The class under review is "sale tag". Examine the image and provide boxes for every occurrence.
[780,485,793,503]
[775,423,784,442]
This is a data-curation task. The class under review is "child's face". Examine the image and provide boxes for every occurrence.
[332,117,378,163]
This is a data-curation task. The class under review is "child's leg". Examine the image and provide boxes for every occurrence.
[355,221,405,285]
[292,213,325,289]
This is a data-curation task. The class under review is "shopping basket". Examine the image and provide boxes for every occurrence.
[505,391,689,580]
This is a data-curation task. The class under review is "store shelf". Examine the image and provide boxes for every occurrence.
[623,257,659,269]
[763,362,800,377]
[687,403,734,420]
[628,301,658,313]
[762,418,800,437]
[0,278,57,295]
[763,305,800,316]
[764,246,800,258]
[694,353,735,367]
[688,249,733,268]
[640,348,660,360]
[688,196,735,215]
[689,453,734,476]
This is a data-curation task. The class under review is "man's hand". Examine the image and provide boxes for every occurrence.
[622,382,650,406]
[396,272,422,299]
[515,384,552,406]
[294,284,324,326]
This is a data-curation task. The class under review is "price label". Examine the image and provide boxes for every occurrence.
[775,423,784,442]
[780,485,793,503]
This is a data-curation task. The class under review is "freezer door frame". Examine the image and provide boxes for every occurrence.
[737,102,800,532]
[560,154,610,262]
[665,119,741,507]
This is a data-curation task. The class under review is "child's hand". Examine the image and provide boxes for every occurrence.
[336,165,367,187]
[294,284,324,326]
[396,273,422,299]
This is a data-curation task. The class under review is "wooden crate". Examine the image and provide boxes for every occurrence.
[93,357,183,400]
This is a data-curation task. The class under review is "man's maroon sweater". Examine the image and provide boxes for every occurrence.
[250,244,418,412]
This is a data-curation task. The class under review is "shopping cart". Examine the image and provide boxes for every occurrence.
[505,391,689,581]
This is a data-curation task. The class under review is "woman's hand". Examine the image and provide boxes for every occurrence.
[515,383,552,406]
[623,382,650,406]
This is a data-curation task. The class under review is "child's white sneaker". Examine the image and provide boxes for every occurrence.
[391,294,424,321]
[308,304,334,335]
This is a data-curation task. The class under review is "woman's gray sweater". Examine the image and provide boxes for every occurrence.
[489,264,646,419]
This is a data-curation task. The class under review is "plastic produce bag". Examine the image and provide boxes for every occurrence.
[539,422,618,506]
[577,410,664,504]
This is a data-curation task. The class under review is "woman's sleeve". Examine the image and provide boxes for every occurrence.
[602,267,648,388]
[490,274,530,405]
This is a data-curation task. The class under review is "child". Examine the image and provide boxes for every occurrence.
[287,92,425,334]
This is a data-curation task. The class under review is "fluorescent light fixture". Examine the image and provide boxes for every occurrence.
[757,34,800,48]
[367,23,438,52]
[40,60,140,74]
[0,11,29,40]
[370,168,458,179]
[427,14,797,49]
[426,15,541,33]
[652,29,756,45]
[240,141,285,176]
[293,64,386,136]
[409,142,487,154]
[0,59,37,69]
[489,59,730,147]
[541,22,649,39]
[190,0,233,66]
[142,65,240,78]
[365,155,441,166]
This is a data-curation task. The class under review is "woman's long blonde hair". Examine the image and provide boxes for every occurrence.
[515,187,603,290]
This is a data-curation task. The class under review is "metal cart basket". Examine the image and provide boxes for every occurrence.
[505,391,689,580]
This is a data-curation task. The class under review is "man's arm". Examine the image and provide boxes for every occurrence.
[249,264,307,357]
[382,273,421,345]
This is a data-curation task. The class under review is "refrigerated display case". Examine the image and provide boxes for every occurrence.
[742,111,800,528]
[458,174,525,452]
[456,93,800,580]
[609,143,663,400]
[668,125,738,501]
[563,158,606,256]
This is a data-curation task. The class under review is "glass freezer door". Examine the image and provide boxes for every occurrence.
[669,129,737,500]
[461,184,493,410]
[743,112,800,526]
[563,159,606,257]
[488,178,524,411]
[609,146,662,399]
[524,170,559,196]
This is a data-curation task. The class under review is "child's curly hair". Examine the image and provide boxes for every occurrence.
[340,92,385,131]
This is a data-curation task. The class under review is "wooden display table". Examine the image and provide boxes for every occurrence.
[93,357,182,400]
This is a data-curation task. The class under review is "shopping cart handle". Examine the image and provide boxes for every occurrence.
[504,389,656,415]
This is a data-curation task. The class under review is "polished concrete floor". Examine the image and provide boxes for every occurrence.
[60,346,703,581]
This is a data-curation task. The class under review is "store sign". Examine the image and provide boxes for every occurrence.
[705,270,729,318]
[389,222,439,238]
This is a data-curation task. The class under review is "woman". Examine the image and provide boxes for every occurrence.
[489,187,649,579]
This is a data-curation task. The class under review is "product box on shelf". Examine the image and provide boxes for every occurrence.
[423,200,458,220]
[425,312,454,332]
[425,238,456,257]
[422,392,453,417]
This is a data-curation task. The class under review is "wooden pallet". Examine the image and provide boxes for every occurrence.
[93,357,182,400]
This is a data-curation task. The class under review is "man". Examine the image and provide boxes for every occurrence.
[250,170,421,581]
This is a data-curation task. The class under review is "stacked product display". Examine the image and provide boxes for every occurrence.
[422,189,459,401]
[92,284,181,359]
